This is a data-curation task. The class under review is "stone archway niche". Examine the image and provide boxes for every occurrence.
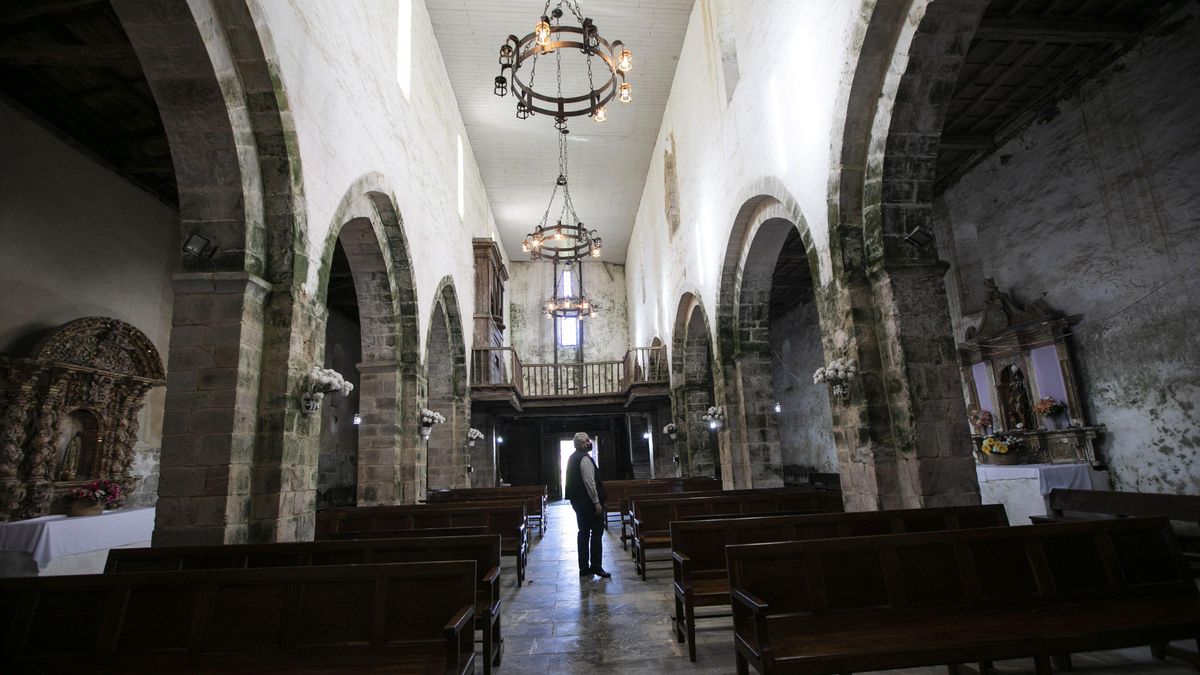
[0,317,165,521]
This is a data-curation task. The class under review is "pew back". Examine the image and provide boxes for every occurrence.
[0,561,477,674]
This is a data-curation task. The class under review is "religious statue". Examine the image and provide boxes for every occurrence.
[59,432,82,480]
[1004,365,1033,430]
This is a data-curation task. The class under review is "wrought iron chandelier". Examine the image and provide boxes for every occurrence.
[494,0,634,132]
[544,260,598,319]
[522,132,603,261]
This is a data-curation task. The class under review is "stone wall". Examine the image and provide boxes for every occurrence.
[934,4,1200,495]
[0,99,176,509]
[508,261,630,365]
[317,308,361,508]
[769,297,837,480]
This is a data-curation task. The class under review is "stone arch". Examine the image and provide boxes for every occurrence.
[314,174,422,506]
[113,0,318,544]
[820,0,984,510]
[716,182,829,490]
[670,293,721,481]
[423,277,469,495]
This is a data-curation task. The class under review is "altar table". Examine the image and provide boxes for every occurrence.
[975,464,1109,526]
[0,507,154,576]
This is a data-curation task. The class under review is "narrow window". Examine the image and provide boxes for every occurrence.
[558,316,579,347]
[457,134,465,218]
[396,0,412,98]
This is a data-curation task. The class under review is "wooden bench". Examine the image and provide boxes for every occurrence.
[1035,488,1200,573]
[0,561,477,674]
[610,477,723,537]
[317,503,529,585]
[670,504,1009,661]
[632,489,844,580]
[726,517,1200,674]
[428,485,548,534]
[105,535,504,675]
[326,525,489,540]
[619,485,805,551]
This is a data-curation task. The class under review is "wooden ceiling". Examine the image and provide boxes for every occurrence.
[937,0,1182,192]
[0,0,176,206]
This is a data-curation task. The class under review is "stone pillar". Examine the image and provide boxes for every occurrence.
[356,360,400,505]
[731,354,785,488]
[154,272,268,546]
[868,259,980,508]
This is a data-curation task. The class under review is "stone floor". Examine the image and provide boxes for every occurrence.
[487,501,1196,674]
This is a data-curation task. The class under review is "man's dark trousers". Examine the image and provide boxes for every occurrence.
[571,499,603,573]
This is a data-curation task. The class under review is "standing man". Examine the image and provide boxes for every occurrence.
[564,432,612,578]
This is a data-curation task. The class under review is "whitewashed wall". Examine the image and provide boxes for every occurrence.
[624,0,867,356]
[508,261,630,365]
[251,0,509,356]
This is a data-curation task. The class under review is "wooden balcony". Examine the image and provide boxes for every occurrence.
[470,346,669,411]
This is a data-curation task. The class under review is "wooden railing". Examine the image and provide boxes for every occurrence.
[471,345,668,399]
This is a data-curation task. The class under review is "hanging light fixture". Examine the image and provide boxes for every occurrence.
[522,132,604,262]
[494,1,634,133]
[543,260,598,320]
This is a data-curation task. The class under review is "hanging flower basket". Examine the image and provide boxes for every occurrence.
[700,406,725,431]
[663,422,677,441]
[420,408,446,439]
[302,367,354,416]
[467,427,485,447]
[813,358,857,399]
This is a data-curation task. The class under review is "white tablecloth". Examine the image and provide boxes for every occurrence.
[975,463,1093,496]
[0,507,155,569]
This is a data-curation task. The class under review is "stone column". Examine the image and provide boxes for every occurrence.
[356,360,400,505]
[868,259,980,508]
[154,272,268,547]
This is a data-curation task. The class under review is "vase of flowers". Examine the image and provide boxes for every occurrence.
[813,358,857,399]
[969,408,993,435]
[66,479,123,517]
[701,406,725,431]
[663,422,677,441]
[303,367,355,415]
[420,408,446,439]
[1032,397,1066,429]
[979,434,1022,465]
[466,427,484,447]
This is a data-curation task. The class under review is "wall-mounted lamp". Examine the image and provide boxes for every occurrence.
[182,232,218,259]
[496,436,505,444]
[352,413,362,425]
[773,402,782,414]
[642,431,651,440]
[903,225,935,249]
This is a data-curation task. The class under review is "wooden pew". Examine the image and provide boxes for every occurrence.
[1035,489,1200,573]
[670,504,1009,661]
[428,486,548,535]
[317,503,529,585]
[105,535,504,675]
[606,477,722,528]
[326,525,488,540]
[623,486,820,551]
[631,489,844,580]
[726,518,1200,674]
[0,561,477,674]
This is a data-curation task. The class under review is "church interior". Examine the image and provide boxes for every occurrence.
[0,0,1198,672]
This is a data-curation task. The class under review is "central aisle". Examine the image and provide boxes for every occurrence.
[492,501,1197,675]
[495,501,728,673]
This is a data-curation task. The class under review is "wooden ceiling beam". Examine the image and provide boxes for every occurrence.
[0,41,139,67]
[974,18,1138,43]
[0,0,104,26]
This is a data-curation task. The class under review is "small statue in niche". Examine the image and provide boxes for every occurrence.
[59,432,82,480]
[1003,365,1033,430]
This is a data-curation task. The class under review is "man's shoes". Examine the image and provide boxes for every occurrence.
[591,567,612,579]
[579,569,593,577]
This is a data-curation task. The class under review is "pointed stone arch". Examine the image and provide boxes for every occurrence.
[823,0,984,510]
[423,277,470,495]
[715,180,831,490]
[670,293,722,481]
[314,173,422,506]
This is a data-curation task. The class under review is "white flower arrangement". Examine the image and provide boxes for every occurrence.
[467,428,485,441]
[301,367,353,415]
[813,358,857,398]
[309,367,354,396]
[420,408,446,426]
[662,422,677,436]
[700,405,725,430]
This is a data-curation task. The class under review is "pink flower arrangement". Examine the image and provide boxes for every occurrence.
[68,479,123,506]
[969,409,993,429]
[1032,397,1065,416]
